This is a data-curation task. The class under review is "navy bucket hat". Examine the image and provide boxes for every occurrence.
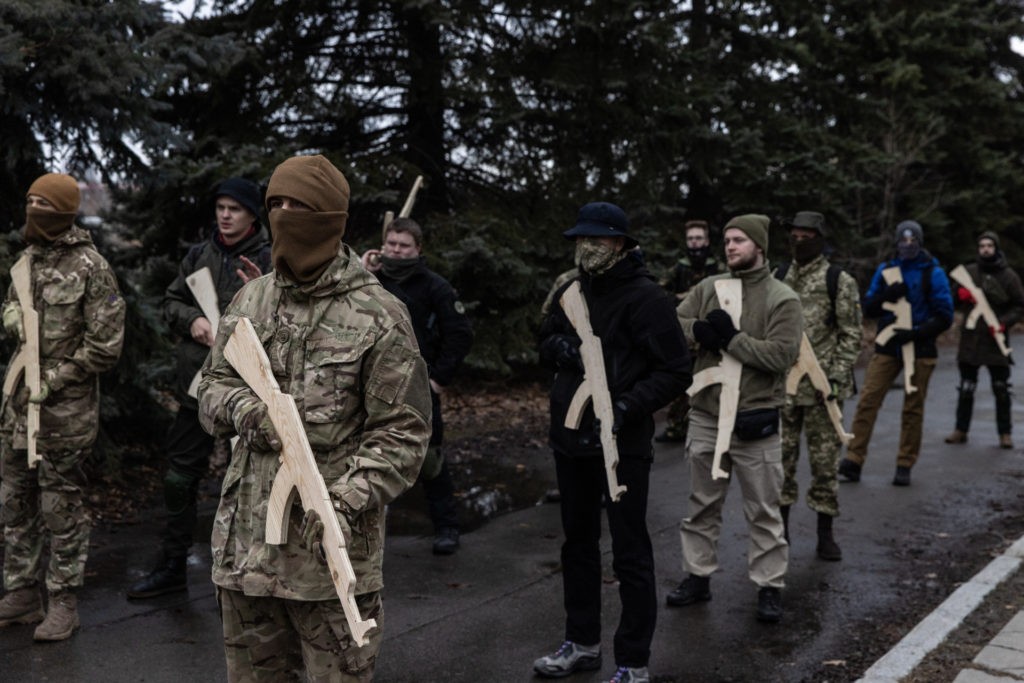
[563,202,638,249]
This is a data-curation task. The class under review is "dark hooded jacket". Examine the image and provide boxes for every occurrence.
[955,232,1024,367]
[539,254,692,458]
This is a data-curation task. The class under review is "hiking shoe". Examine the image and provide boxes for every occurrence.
[533,640,601,678]
[0,586,44,627]
[608,665,650,683]
[126,556,187,599]
[654,430,684,444]
[892,466,911,486]
[945,430,968,444]
[34,591,79,642]
[665,574,711,607]
[432,527,460,556]
[756,587,782,623]
[838,458,861,482]
[1000,434,1014,449]
[816,513,842,562]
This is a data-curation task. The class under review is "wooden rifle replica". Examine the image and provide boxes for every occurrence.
[223,317,376,646]
[379,175,424,243]
[873,266,917,394]
[686,278,743,480]
[559,280,627,501]
[185,266,221,399]
[786,333,854,445]
[949,265,1012,358]
[2,256,42,468]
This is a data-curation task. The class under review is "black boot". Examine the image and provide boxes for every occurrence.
[816,513,842,561]
[994,379,1012,438]
[666,575,712,607]
[126,556,187,599]
[779,505,790,544]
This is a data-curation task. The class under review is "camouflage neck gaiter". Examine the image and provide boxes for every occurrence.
[269,208,344,284]
[25,206,76,245]
[574,238,626,275]
[380,256,420,282]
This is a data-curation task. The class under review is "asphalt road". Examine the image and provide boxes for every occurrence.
[1,345,1021,682]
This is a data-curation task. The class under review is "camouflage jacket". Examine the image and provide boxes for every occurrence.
[955,257,1024,368]
[163,226,271,408]
[1,226,126,451]
[677,264,803,416]
[780,255,862,405]
[198,244,431,600]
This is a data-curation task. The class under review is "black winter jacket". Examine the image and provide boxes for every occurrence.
[539,255,692,458]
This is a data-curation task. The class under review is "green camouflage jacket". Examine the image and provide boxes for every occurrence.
[677,264,803,415]
[780,255,862,405]
[198,244,431,600]
[1,226,126,451]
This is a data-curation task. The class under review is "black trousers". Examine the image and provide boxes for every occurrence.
[554,451,655,668]
[419,390,459,532]
[161,407,215,559]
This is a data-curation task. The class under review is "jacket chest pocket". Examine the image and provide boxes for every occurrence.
[41,277,86,340]
[303,335,369,424]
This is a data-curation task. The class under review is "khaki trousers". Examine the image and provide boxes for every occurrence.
[680,409,788,588]
[846,353,937,469]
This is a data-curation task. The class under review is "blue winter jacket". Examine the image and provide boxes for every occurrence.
[862,250,954,359]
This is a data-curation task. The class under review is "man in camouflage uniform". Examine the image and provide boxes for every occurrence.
[776,212,861,561]
[198,155,431,681]
[128,178,271,599]
[0,173,126,641]
[361,217,473,555]
[656,219,721,443]
[945,231,1024,449]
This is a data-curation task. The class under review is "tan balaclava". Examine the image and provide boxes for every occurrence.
[265,155,350,284]
[25,173,80,245]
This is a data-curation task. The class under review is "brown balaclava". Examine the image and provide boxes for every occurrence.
[265,155,350,284]
[25,173,80,245]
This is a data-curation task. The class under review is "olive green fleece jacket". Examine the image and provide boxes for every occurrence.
[676,263,803,415]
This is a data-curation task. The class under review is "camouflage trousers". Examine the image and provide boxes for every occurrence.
[0,441,91,592]
[780,402,841,516]
[219,588,383,683]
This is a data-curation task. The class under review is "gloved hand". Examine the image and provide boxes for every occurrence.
[550,335,584,372]
[705,309,739,347]
[988,323,1006,336]
[2,305,24,343]
[299,509,327,564]
[815,379,840,405]
[692,320,721,352]
[883,282,908,303]
[232,399,282,452]
[28,380,51,405]
[892,327,917,346]
[957,287,976,304]
[612,399,636,434]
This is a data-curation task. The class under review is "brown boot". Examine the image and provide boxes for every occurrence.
[0,586,44,627]
[945,430,968,444]
[1000,434,1014,449]
[33,591,79,642]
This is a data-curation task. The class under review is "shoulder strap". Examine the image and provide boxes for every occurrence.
[826,264,841,327]
[774,262,790,281]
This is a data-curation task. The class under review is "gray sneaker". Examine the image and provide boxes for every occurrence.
[609,666,650,683]
[533,640,601,678]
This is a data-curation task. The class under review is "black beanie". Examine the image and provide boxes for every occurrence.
[215,177,263,218]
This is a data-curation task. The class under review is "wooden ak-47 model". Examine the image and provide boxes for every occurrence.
[380,175,424,241]
[223,317,377,646]
[786,334,854,445]
[2,256,42,468]
[873,266,917,394]
[559,280,627,501]
[686,278,743,480]
[949,265,1012,358]
[185,267,220,399]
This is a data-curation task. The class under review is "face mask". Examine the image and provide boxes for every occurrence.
[687,245,710,263]
[897,241,921,262]
[25,206,76,245]
[380,255,420,281]
[574,238,624,274]
[790,233,824,265]
[269,208,345,284]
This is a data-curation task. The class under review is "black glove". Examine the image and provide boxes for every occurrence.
[883,282,908,303]
[892,327,917,346]
[706,309,739,347]
[612,399,636,434]
[550,335,584,372]
[692,320,722,352]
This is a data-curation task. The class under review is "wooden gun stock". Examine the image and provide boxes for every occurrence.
[223,317,377,646]
[559,281,627,501]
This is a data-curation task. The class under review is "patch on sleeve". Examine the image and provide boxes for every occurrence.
[453,301,466,315]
